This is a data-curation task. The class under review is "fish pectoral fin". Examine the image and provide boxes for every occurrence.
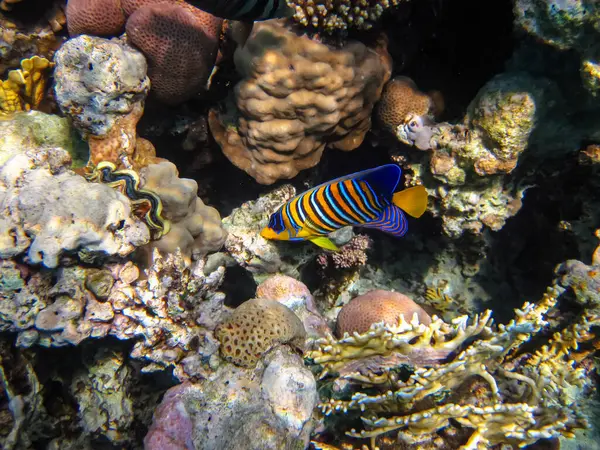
[308,236,340,251]
[295,228,312,238]
[392,185,428,218]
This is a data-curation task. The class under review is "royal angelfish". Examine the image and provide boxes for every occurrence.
[260,164,428,251]
[187,0,291,20]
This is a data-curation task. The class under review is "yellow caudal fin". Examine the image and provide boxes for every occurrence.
[309,236,340,251]
[392,185,428,218]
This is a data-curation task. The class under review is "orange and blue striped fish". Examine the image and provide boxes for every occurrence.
[260,165,428,251]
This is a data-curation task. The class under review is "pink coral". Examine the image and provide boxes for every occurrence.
[336,290,431,337]
[65,0,223,104]
[144,382,195,450]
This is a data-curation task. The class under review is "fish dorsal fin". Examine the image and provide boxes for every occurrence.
[392,185,428,218]
[361,204,408,238]
[293,165,402,202]
[356,164,402,199]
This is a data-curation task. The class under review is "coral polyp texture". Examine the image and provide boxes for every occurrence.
[336,289,431,337]
[215,297,307,367]
[65,0,224,104]
[287,0,407,32]
[209,19,391,184]
[309,287,597,449]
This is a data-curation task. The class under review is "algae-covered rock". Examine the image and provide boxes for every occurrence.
[54,35,150,137]
[145,347,317,450]
[0,147,149,268]
[0,111,88,167]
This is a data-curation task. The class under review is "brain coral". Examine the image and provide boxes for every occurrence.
[215,298,306,367]
[336,290,431,337]
[209,19,392,184]
[125,1,223,104]
[65,0,223,104]
[376,76,437,134]
[66,0,125,36]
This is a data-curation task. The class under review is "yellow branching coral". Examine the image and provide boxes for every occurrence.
[0,56,53,115]
[309,287,599,449]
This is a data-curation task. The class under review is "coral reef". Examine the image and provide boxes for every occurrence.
[125,1,223,104]
[65,0,224,104]
[0,110,87,167]
[336,289,431,337]
[376,76,439,140]
[0,250,227,379]
[215,297,306,367]
[255,274,331,341]
[0,4,66,75]
[394,72,562,237]
[70,348,133,444]
[310,287,597,449]
[0,147,149,268]
[146,347,318,450]
[514,0,600,95]
[209,19,392,184]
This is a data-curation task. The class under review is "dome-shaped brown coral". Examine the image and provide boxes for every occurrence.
[215,298,306,367]
[336,290,431,337]
[126,1,223,104]
[66,0,126,37]
[256,274,313,305]
[376,76,437,134]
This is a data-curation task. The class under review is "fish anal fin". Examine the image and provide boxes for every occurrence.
[392,185,428,218]
[309,236,340,251]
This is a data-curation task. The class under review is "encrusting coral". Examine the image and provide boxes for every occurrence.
[308,284,598,449]
[65,0,224,104]
[222,184,319,281]
[209,19,392,184]
[0,56,53,115]
[138,161,227,262]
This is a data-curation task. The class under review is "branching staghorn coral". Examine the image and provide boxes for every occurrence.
[308,287,598,449]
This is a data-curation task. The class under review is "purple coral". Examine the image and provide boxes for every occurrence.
[144,383,195,450]
[317,234,372,270]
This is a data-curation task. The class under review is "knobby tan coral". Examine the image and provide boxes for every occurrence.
[209,20,391,184]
